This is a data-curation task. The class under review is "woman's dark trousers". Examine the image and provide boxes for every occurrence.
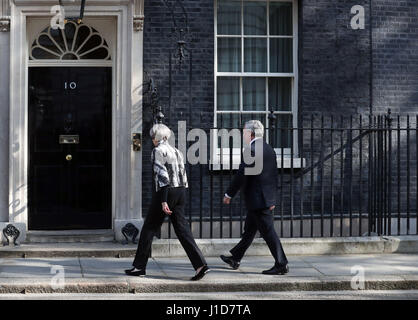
[133,187,206,270]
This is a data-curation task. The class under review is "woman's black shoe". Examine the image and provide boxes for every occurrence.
[191,265,210,281]
[125,267,146,277]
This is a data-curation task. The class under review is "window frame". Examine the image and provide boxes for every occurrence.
[214,0,299,159]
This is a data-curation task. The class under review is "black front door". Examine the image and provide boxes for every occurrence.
[28,67,112,230]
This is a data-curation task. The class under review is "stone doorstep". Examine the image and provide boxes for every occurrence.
[0,236,418,258]
[0,277,417,294]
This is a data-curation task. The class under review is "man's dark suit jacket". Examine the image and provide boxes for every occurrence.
[226,139,278,211]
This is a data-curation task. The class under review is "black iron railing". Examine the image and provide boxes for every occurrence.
[158,110,417,239]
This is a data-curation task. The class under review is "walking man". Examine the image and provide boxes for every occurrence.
[221,120,289,275]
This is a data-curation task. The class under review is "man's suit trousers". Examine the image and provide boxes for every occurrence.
[230,208,288,266]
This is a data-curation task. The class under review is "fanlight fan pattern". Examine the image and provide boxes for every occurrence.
[30,21,111,60]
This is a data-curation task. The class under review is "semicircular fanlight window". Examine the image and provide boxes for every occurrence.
[30,22,111,61]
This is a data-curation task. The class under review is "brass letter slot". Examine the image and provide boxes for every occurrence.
[59,135,80,145]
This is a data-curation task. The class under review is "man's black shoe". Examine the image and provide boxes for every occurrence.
[220,255,240,270]
[191,265,210,281]
[125,267,146,277]
[262,264,289,275]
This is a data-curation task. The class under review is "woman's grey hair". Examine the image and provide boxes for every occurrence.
[150,123,172,142]
[244,120,264,138]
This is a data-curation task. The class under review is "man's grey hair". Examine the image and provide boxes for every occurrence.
[244,120,264,138]
[150,123,172,142]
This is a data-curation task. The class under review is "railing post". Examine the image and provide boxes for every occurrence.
[229,120,233,239]
[359,114,363,236]
[299,116,305,237]
[340,115,344,237]
[199,112,203,239]
[377,115,383,236]
[220,114,224,239]
[385,109,393,236]
[407,115,411,235]
[397,115,401,235]
[310,115,314,237]
[348,116,353,236]
[368,114,374,235]
[320,115,324,237]
[330,115,335,236]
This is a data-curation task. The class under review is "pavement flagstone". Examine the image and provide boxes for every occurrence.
[0,253,417,294]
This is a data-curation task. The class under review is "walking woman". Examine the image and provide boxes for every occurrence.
[125,123,210,281]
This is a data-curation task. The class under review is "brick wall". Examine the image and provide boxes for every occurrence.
[372,0,418,115]
[142,0,417,236]
[142,0,215,214]
[300,0,371,117]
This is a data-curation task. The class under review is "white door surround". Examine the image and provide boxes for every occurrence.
[8,0,144,242]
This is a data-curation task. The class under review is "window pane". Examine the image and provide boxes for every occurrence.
[73,25,90,52]
[270,38,293,72]
[270,1,293,35]
[49,28,67,53]
[242,113,266,128]
[217,0,241,35]
[217,114,267,130]
[244,1,267,35]
[243,78,266,111]
[218,38,241,72]
[217,114,242,148]
[31,47,60,59]
[270,115,292,149]
[217,77,240,111]
[36,35,62,55]
[217,113,267,148]
[268,78,291,111]
[244,38,267,72]
[217,113,241,129]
